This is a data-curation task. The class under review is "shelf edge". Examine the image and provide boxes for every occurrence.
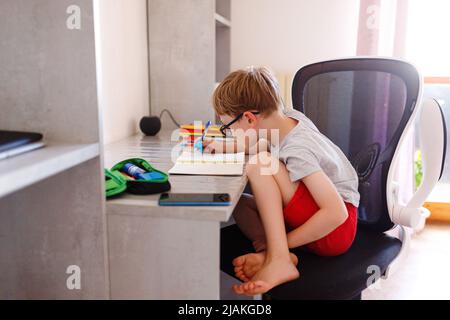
[0,143,100,199]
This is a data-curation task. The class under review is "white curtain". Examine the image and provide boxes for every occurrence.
[357,0,409,57]
[357,0,415,206]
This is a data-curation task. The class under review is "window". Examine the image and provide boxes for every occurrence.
[419,79,450,203]
[405,0,450,77]
[405,0,450,210]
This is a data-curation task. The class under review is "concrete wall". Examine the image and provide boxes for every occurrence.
[0,0,100,144]
[231,0,360,75]
[95,0,150,144]
[148,0,216,129]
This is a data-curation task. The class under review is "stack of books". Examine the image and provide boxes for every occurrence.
[0,130,45,160]
[179,124,224,145]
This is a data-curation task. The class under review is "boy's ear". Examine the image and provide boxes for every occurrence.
[243,111,258,126]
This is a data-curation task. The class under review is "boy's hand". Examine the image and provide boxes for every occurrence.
[202,139,240,154]
[202,139,217,153]
[202,139,228,154]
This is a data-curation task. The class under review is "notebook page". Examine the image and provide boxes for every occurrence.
[176,150,245,164]
[169,150,245,176]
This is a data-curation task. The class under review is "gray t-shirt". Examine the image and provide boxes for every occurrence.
[272,109,360,207]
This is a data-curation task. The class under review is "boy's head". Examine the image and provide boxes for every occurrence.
[213,66,283,134]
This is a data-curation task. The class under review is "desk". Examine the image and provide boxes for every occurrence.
[104,131,247,299]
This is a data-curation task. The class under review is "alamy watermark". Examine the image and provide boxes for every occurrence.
[366,4,380,30]
[366,264,384,290]
[66,5,81,30]
[170,124,281,176]
[66,265,81,290]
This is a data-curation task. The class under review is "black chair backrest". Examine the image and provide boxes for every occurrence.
[292,58,421,232]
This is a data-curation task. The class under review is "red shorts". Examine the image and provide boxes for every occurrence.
[283,182,358,256]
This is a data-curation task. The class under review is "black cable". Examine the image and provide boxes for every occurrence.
[159,108,181,127]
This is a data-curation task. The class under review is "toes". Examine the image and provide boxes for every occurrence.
[251,280,270,294]
[244,282,254,291]
[243,280,270,296]
[290,253,299,266]
[235,266,250,282]
[232,256,245,267]
[234,265,243,273]
[241,275,250,282]
[232,284,245,295]
[235,271,249,282]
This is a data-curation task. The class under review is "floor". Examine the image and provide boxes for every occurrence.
[363,222,450,300]
[220,222,450,300]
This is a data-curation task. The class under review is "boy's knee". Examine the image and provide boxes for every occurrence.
[247,151,270,167]
[245,161,259,176]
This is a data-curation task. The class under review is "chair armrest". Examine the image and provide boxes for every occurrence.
[390,98,446,229]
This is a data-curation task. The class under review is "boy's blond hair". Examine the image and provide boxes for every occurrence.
[213,66,283,116]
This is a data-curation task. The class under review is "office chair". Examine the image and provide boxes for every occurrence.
[220,57,447,299]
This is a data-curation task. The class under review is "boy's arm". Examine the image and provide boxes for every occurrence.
[286,171,349,249]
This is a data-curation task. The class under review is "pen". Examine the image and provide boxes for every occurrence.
[194,120,211,152]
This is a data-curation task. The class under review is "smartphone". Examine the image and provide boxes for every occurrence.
[158,193,231,206]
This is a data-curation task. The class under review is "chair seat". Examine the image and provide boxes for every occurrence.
[220,224,402,300]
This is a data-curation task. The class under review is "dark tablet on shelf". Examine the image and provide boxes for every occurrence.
[0,130,44,160]
[0,130,43,152]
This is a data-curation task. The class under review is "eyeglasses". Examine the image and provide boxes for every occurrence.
[219,111,261,137]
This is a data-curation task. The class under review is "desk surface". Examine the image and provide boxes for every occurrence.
[104,131,248,222]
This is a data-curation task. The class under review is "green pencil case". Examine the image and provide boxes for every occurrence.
[110,158,171,195]
[105,169,127,198]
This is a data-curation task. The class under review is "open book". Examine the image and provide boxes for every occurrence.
[169,150,245,176]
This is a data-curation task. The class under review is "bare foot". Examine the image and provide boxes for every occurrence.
[232,252,298,283]
[233,257,300,296]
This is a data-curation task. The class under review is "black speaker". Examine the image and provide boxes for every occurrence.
[139,116,162,136]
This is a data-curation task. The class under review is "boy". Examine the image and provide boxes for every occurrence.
[203,67,360,296]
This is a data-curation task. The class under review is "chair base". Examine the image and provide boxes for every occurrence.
[351,293,362,300]
[221,224,402,300]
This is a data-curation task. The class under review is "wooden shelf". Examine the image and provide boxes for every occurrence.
[0,142,99,198]
[215,12,231,83]
[215,13,231,28]
[0,1,108,298]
